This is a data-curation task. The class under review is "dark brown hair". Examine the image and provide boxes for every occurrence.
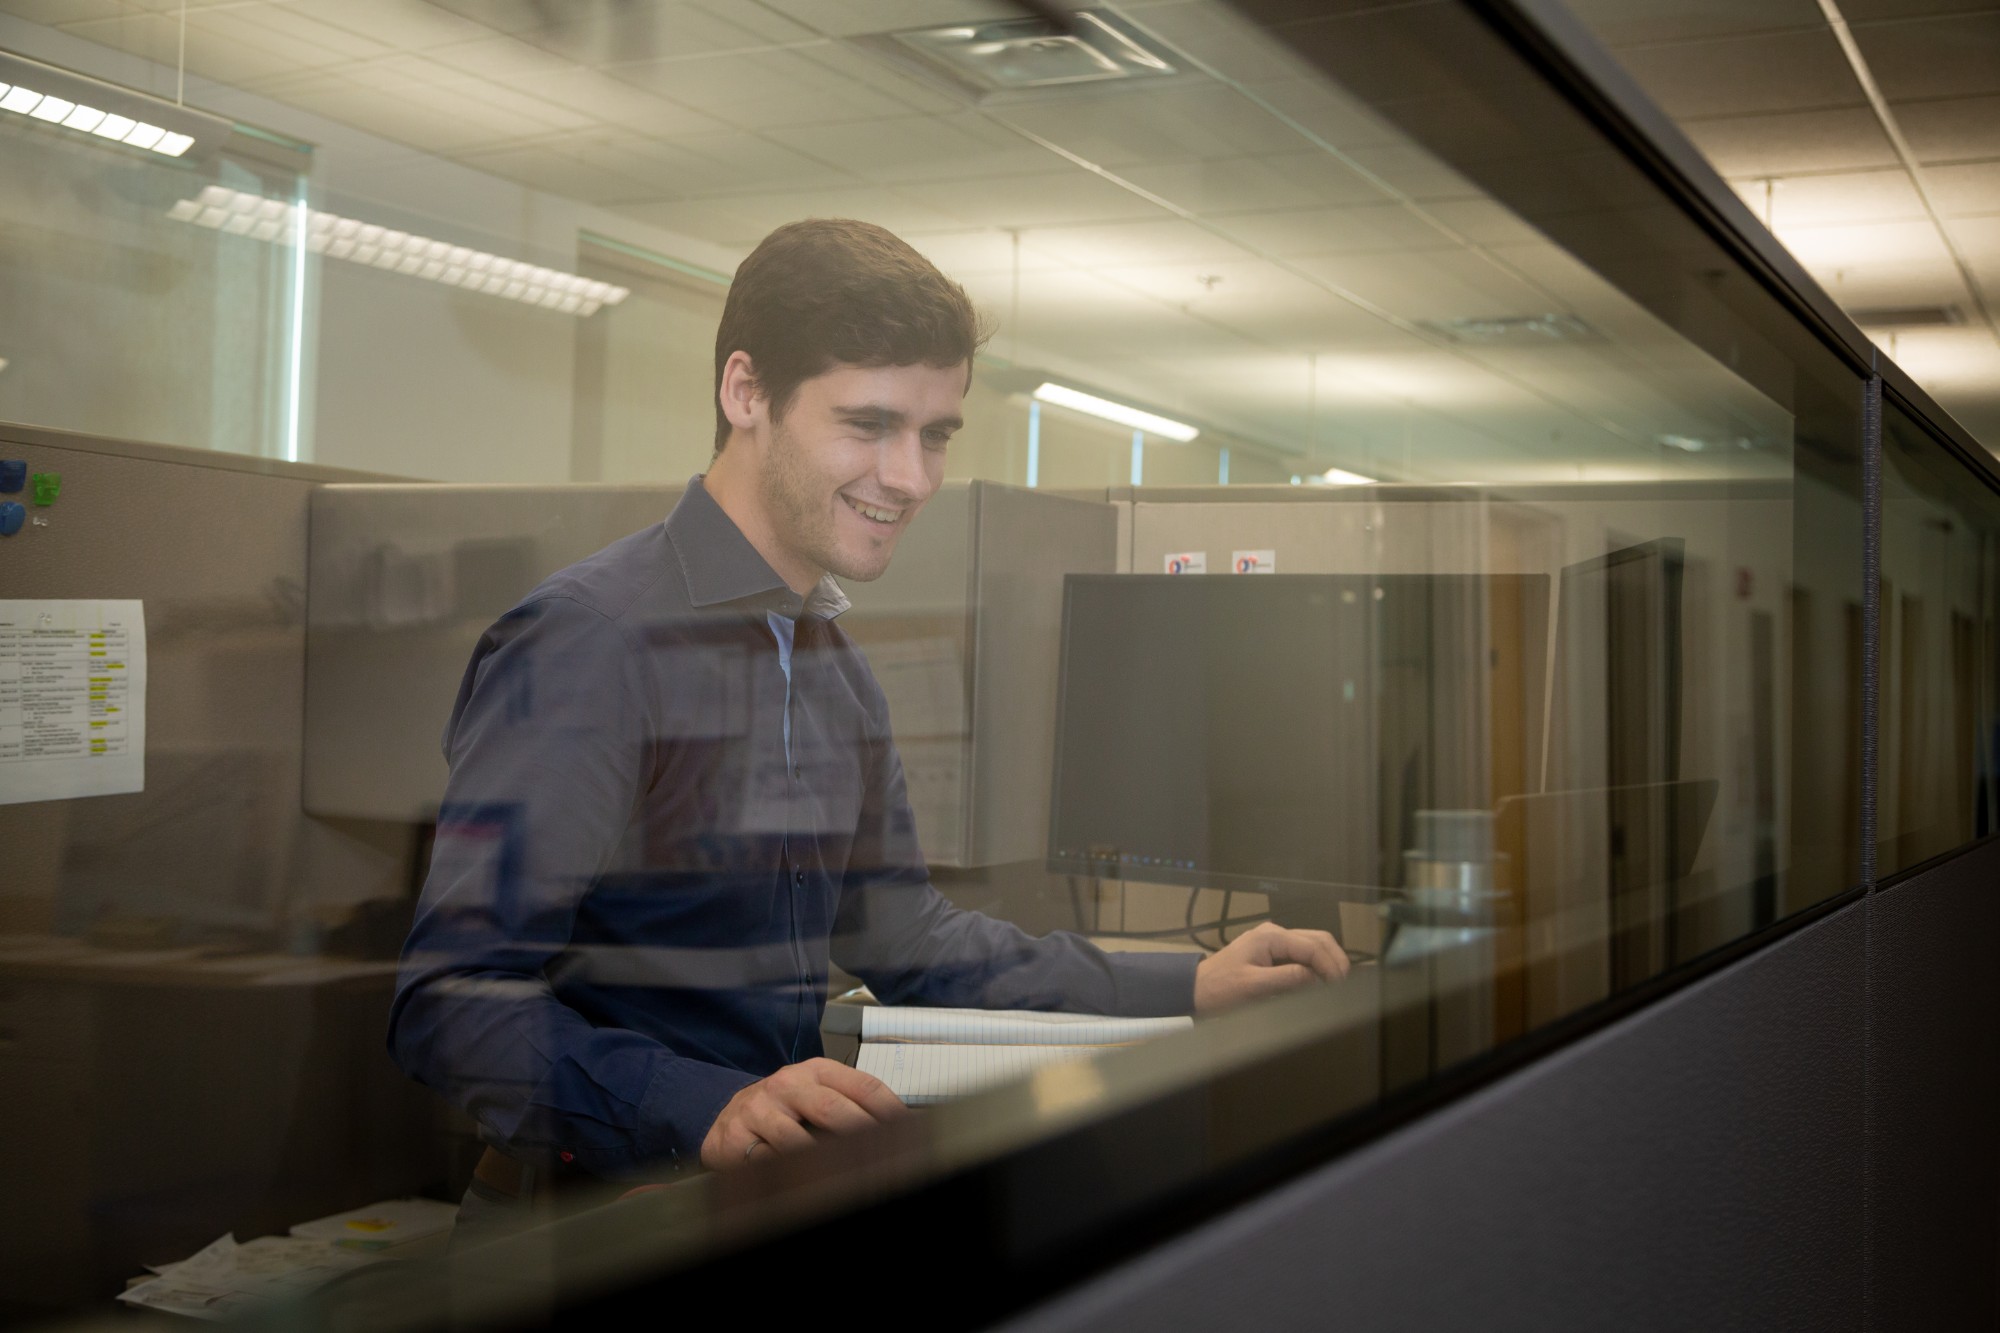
[713,218,988,450]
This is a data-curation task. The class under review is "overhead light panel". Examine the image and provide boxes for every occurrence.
[1316,467,1376,485]
[166,185,631,316]
[0,49,225,161]
[1032,382,1199,442]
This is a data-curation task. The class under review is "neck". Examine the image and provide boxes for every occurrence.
[701,445,823,597]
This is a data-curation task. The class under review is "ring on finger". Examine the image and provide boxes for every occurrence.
[743,1137,765,1160]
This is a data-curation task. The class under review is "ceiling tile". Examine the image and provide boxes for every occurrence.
[276,0,500,52]
[1559,0,1824,49]
[985,84,1306,167]
[605,130,853,197]
[0,1,139,21]
[1609,28,1862,119]
[896,228,1070,276]
[1298,248,1551,323]
[1894,93,2000,163]
[1416,198,1547,247]
[744,0,1023,39]
[1117,151,1386,213]
[608,183,965,243]
[1119,0,1327,86]
[1680,107,1898,176]
[57,10,334,86]
[207,5,397,64]
[338,56,598,138]
[1232,76,1405,152]
[1213,202,1456,257]
[1332,141,1480,201]
[762,111,1055,183]
[1837,0,2000,19]
[1741,168,1928,227]
[1951,214,2000,266]
[1853,13,2000,103]
[453,137,663,204]
[1022,218,1255,270]
[921,169,1165,229]
[420,0,815,63]
[604,45,926,130]
[1926,161,2000,217]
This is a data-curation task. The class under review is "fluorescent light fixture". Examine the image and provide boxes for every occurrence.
[0,50,229,160]
[167,184,631,317]
[1317,466,1376,485]
[1032,382,1199,442]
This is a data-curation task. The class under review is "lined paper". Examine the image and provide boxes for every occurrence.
[859,1006,1192,1046]
[856,1042,1100,1106]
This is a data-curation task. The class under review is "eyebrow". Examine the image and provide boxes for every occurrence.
[835,403,963,433]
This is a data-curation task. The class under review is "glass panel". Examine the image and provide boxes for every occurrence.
[0,100,305,460]
[0,0,1878,1321]
[1878,397,2000,874]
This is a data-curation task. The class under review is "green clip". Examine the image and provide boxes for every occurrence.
[30,473,60,506]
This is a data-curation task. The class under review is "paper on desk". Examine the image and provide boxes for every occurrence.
[290,1197,457,1250]
[860,1006,1191,1046]
[0,600,146,806]
[119,1233,371,1320]
[857,1042,1102,1106]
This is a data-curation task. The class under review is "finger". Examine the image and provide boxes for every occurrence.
[781,1085,880,1136]
[1238,962,1319,998]
[809,1060,914,1121]
[747,1104,819,1155]
[1265,927,1348,979]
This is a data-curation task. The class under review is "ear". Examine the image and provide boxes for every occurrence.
[718,350,765,440]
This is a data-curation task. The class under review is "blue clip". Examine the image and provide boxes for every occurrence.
[0,460,26,494]
[0,501,25,536]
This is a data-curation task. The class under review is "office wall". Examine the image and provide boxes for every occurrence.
[1002,895,1873,1332]
[0,428,411,935]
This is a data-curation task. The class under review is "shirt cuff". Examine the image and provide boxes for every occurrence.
[1105,949,1202,1016]
[631,1057,760,1175]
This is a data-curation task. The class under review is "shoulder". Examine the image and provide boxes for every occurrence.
[525,523,680,626]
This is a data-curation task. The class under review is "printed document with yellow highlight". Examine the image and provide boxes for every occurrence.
[0,599,146,806]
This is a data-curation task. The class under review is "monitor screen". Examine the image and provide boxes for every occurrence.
[1047,573,1548,896]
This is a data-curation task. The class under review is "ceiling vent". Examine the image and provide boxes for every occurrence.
[1851,305,1964,330]
[1423,314,1599,345]
[856,9,1186,103]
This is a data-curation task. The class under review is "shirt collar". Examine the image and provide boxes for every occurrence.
[664,475,850,621]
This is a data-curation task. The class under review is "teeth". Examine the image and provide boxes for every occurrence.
[846,497,900,524]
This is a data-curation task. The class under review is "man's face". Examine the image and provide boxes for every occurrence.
[759,362,965,583]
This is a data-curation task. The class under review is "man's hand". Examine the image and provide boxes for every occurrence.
[1194,921,1350,1014]
[700,1057,910,1171]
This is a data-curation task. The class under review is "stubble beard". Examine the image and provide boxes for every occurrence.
[761,415,895,584]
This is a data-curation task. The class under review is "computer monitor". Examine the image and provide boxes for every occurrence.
[1046,573,1549,906]
[1542,538,1686,793]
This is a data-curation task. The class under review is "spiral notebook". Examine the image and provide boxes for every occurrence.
[853,1007,1192,1106]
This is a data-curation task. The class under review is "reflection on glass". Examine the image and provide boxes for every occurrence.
[0,0,1895,1321]
[1879,400,2000,874]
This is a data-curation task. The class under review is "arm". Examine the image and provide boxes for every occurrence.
[387,595,754,1179]
[829,667,1349,1017]
[829,695,1199,1017]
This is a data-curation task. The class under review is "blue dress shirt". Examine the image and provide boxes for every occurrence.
[388,477,1198,1179]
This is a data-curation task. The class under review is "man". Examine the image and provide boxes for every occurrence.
[389,220,1346,1215]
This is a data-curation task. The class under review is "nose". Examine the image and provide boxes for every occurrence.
[878,428,934,504]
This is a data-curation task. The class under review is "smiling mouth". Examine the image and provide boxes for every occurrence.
[842,495,903,526]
